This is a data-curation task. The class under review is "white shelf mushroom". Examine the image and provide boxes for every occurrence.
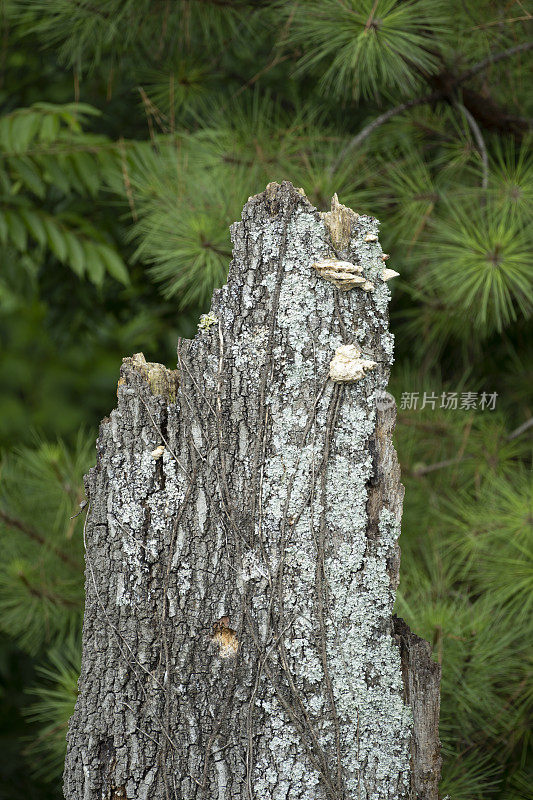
[329,344,377,382]
[382,268,400,282]
[311,259,366,290]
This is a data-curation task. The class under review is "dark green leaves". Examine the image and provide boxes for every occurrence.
[0,103,129,286]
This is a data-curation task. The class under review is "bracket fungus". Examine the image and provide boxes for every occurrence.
[311,258,366,290]
[382,268,400,282]
[329,343,377,382]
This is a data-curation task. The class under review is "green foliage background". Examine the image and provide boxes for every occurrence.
[0,1,531,797]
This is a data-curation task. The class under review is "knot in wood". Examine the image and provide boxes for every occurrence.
[212,616,239,659]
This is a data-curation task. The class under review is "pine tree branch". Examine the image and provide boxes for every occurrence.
[329,41,532,173]
[456,102,489,189]
[17,571,80,607]
[329,91,442,173]
[470,16,533,30]
[64,0,111,20]
[507,417,533,441]
[0,509,79,570]
[410,417,532,476]
[412,456,468,477]
[455,41,533,84]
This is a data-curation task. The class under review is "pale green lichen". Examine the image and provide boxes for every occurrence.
[101,187,410,799]
[229,198,413,798]
[198,312,218,331]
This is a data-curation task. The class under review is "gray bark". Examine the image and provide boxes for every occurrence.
[64,181,441,800]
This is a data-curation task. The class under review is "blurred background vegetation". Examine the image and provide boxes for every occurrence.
[0,1,531,798]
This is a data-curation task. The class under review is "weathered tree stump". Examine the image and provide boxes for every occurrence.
[64,181,441,800]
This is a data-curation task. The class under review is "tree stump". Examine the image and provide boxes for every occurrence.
[64,181,441,800]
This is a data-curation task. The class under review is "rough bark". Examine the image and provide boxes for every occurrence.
[64,181,441,800]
